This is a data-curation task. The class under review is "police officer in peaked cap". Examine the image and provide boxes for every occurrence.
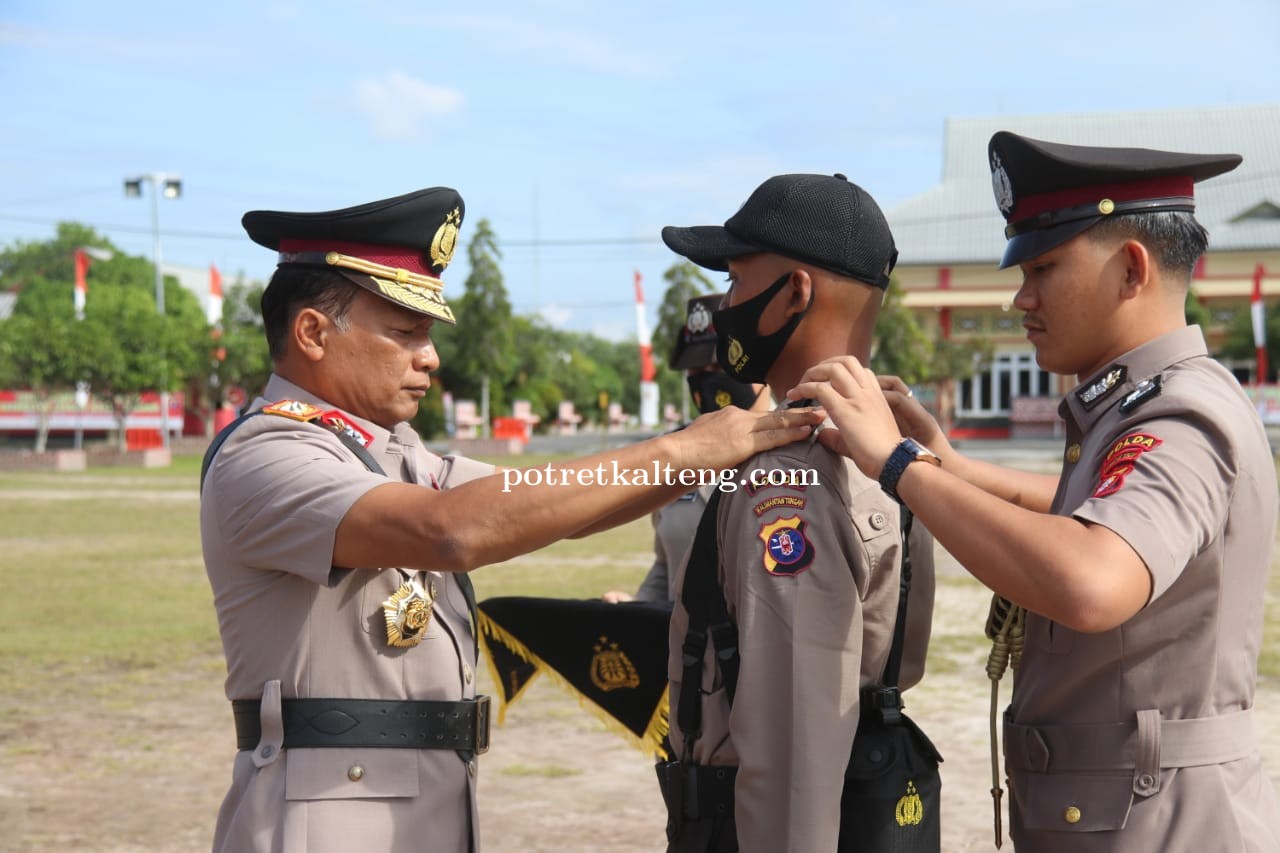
[791,134,1280,851]
[200,188,820,853]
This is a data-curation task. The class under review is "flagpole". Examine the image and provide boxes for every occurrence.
[1251,263,1267,386]
[73,249,89,450]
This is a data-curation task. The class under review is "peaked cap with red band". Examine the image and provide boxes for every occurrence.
[242,187,464,323]
[988,131,1241,269]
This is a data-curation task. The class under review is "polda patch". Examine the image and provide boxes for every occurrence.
[1092,432,1162,498]
[757,516,815,577]
[752,495,808,517]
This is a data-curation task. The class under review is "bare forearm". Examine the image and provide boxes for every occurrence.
[937,450,1059,511]
[894,462,1149,631]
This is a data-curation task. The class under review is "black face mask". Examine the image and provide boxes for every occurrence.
[686,371,760,415]
[713,272,810,384]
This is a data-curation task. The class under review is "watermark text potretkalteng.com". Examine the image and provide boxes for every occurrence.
[500,461,820,494]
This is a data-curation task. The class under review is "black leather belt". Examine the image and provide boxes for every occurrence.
[233,696,490,754]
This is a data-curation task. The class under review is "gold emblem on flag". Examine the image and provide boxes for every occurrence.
[382,576,435,648]
[590,636,640,692]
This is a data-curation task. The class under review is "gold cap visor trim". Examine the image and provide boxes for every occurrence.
[323,251,456,324]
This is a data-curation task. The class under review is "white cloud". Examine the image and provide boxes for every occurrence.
[537,303,573,327]
[415,13,665,78]
[351,71,465,141]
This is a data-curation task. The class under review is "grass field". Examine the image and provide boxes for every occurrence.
[2,454,1279,714]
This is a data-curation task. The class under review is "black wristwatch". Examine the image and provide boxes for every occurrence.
[878,438,941,504]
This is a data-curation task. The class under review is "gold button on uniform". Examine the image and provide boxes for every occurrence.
[464,664,473,685]
[1066,444,1081,464]
[1064,805,1082,824]
[347,765,365,782]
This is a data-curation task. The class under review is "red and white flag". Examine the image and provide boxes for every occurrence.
[633,270,656,383]
[208,263,224,326]
[1251,264,1267,385]
[73,249,89,319]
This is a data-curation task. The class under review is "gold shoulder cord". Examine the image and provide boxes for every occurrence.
[984,594,1024,849]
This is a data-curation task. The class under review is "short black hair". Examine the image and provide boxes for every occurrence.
[261,266,359,359]
[1086,211,1209,279]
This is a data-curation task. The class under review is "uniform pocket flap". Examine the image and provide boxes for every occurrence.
[285,748,420,801]
[1012,770,1133,831]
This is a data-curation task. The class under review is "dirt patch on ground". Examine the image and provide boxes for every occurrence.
[2,546,1278,852]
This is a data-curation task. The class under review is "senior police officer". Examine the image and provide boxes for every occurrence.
[603,293,769,604]
[200,187,820,853]
[791,134,1280,851]
[657,174,936,852]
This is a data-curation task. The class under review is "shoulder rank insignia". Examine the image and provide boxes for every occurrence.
[1119,375,1162,414]
[1076,366,1127,410]
[758,515,815,577]
[383,575,436,647]
[321,410,373,448]
[262,399,323,422]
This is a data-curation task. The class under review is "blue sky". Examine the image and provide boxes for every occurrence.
[2,0,1278,340]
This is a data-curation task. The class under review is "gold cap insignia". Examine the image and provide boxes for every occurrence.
[430,207,462,271]
[382,576,436,648]
[589,636,641,692]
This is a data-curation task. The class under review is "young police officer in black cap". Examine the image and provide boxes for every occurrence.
[792,134,1280,851]
[658,174,936,853]
[200,188,819,853]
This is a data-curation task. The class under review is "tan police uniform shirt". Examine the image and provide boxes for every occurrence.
[1006,326,1280,852]
[635,485,715,602]
[201,375,495,853]
[667,427,935,853]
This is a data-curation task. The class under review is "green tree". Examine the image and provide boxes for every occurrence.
[1216,299,1279,383]
[870,283,934,385]
[435,219,514,427]
[0,313,91,451]
[872,281,993,434]
[1185,286,1211,330]
[213,276,273,408]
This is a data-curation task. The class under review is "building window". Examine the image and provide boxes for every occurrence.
[956,351,1052,419]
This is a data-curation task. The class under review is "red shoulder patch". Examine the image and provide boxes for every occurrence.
[321,410,373,448]
[1092,432,1162,498]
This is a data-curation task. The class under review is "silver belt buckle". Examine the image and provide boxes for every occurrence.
[474,695,491,755]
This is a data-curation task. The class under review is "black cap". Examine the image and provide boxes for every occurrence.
[661,173,898,289]
[989,132,1241,269]
[669,293,724,370]
[243,187,464,324]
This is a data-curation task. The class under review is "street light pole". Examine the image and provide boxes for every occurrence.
[125,172,181,449]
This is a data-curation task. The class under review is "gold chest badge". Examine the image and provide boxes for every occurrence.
[382,575,436,647]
